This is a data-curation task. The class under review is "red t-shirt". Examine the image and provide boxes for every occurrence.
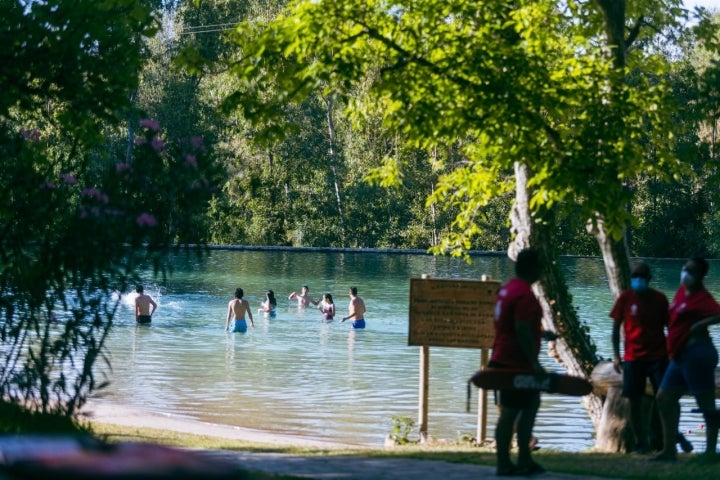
[609,288,668,361]
[667,286,720,358]
[490,277,542,368]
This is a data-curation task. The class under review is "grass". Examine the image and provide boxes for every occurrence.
[89,422,720,479]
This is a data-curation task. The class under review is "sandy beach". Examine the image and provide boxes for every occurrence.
[82,400,357,449]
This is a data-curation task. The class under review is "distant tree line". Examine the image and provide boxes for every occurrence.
[130,0,720,259]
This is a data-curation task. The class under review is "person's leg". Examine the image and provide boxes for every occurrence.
[623,361,649,452]
[515,392,543,471]
[695,392,719,456]
[684,341,719,456]
[654,386,684,460]
[628,396,649,452]
[495,405,519,474]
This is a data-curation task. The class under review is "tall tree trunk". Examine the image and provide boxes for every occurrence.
[591,0,639,452]
[510,162,604,428]
[323,94,346,240]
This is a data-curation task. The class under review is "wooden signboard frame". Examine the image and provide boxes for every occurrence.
[408,276,500,443]
[408,277,499,349]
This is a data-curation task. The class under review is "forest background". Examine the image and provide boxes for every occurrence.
[2,0,720,435]
[137,0,720,259]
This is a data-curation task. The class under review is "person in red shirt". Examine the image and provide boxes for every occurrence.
[490,248,545,476]
[610,261,669,453]
[654,258,720,461]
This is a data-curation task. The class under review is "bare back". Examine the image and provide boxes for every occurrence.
[349,296,366,319]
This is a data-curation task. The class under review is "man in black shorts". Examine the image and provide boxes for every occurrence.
[135,285,157,324]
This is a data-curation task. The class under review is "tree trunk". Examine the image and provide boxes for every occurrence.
[323,94,346,240]
[510,162,604,429]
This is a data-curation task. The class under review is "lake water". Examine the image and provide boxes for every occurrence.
[94,249,720,451]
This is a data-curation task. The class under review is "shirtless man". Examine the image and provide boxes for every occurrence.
[288,285,318,307]
[341,286,366,329]
[226,288,254,333]
[134,285,157,324]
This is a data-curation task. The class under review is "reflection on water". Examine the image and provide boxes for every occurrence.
[94,251,720,451]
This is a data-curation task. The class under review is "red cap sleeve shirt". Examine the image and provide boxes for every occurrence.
[609,289,669,361]
[667,286,720,359]
[490,277,542,369]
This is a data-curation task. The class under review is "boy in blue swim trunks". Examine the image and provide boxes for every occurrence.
[341,286,366,329]
[225,288,254,333]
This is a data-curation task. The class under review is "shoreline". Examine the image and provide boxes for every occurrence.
[82,400,360,449]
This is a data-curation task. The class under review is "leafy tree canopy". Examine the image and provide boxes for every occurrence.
[208,0,698,255]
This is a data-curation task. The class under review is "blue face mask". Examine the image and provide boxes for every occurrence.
[630,277,648,292]
[681,270,695,287]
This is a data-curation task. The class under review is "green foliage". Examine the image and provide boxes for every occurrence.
[0,0,220,429]
[218,0,691,256]
[388,415,416,445]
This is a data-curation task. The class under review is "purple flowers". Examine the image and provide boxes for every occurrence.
[184,154,197,167]
[151,137,165,151]
[139,119,160,132]
[59,173,77,185]
[136,213,157,227]
[82,188,109,204]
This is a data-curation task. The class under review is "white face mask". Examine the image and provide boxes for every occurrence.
[681,270,695,287]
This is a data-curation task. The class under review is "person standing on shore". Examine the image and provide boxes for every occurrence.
[226,288,254,333]
[288,285,319,307]
[654,257,720,461]
[610,261,669,453]
[341,286,366,328]
[134,285,157,325]
[490,248,545,476]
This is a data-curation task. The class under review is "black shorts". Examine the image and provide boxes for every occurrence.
[622,358,668,399]
[488,360,541,410]
[136,315,152,324]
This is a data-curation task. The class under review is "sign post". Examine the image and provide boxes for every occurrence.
[408,276,500,443]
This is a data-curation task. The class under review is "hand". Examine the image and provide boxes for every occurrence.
[612,357,622,374]
[542,331,559,341]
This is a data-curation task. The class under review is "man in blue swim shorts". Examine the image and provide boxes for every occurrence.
[341,286,366,329]
[225,288,254,333]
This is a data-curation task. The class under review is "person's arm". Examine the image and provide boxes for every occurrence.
[134,299,140,320]
[514,321,545,375]
[690,314,720,333]
[149,298,157,316]
[341,303,356,322]
[225,303,232,331]
[611,321,622,373]
[288,292,297,300]
[246,300,254,327]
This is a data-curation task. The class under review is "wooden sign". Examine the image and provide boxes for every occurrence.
[408,277,500,349]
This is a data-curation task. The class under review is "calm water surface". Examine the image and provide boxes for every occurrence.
[95,250,720,451]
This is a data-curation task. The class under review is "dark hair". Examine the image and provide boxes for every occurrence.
[515,249,541,278]
[324,293,334,304]
[136,285,144,293]
[267,290,277,307]
[631,261,651,279]
[349,286,358,296]
[302,285,309,291]
[235,288,244,299]
[690,257,710,278]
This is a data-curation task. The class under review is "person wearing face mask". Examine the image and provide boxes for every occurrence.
[610,261,670,453]
[653,257,720,461]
